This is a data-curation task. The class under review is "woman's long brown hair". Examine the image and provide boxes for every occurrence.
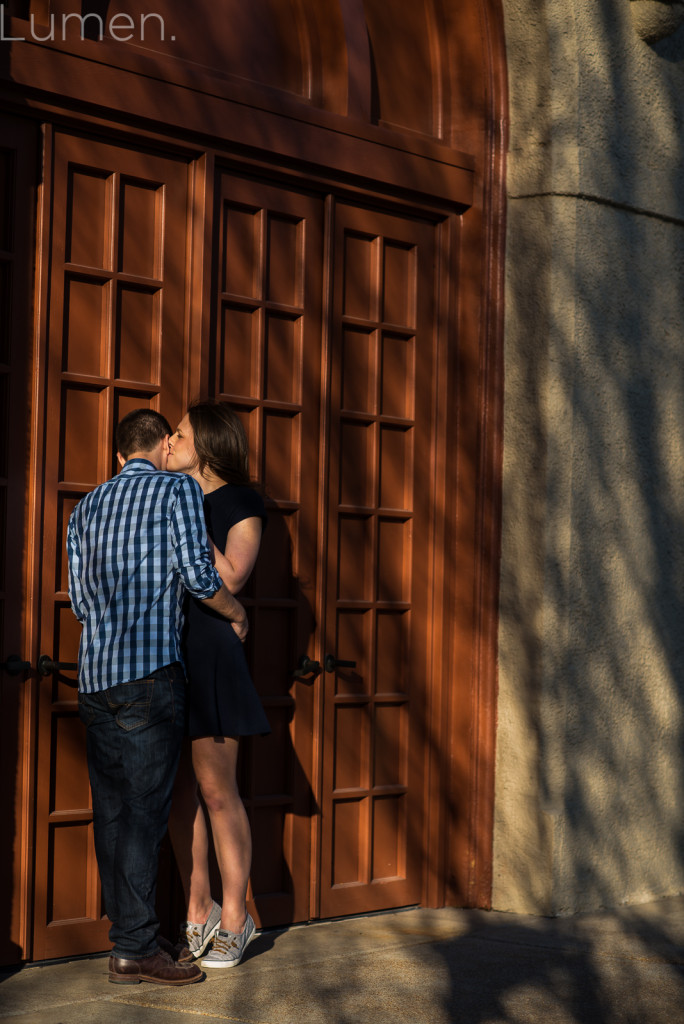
[187,399,251,485]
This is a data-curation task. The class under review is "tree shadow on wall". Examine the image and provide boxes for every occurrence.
[499,0,684,921]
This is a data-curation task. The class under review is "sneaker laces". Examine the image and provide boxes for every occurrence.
[211,932,240,954]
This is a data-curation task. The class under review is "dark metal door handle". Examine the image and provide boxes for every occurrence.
[292,654,321,678]
[324,654,357,673]
[0,654,31,675]
[38,655,78,676]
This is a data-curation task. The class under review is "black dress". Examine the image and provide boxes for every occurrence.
[183,483,270,738]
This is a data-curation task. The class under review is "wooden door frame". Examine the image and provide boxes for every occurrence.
[445,0,508,910]
[15,119,55,966]
[0,115,41,966]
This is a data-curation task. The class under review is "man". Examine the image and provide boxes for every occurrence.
[67,409,246,986]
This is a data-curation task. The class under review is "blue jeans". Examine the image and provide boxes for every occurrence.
[78,663,186,958]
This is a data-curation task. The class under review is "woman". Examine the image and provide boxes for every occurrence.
[167,399,269,969]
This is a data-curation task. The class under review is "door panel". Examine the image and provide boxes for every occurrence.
[211,173,324,927]
[32,133,190,960]
[319,206,436,917]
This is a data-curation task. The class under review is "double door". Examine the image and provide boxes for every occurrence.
[19,131,442,960]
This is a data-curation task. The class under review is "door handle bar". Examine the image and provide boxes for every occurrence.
[293,655,321,678]
[324,654,357,673]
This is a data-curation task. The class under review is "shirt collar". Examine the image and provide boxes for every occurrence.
[120,458,157,474]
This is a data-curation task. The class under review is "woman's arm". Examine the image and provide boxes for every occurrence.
[211,516,263,594]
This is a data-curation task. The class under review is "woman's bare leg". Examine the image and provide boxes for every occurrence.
[168,741,215,924]
[191,735,250,933]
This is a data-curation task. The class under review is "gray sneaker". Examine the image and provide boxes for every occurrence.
[176,899,222,961]
[201,914,256,969]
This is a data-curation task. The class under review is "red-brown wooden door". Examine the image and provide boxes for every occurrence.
[319,205,436,917]
[210,171,325,927]
[32,130,191,960]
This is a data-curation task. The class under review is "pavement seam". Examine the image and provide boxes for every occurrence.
[0,997,102,1020]
[0,994,273,1024]
[102,998,273,1024]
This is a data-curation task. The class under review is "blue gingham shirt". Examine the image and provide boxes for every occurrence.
[67,459,223,693]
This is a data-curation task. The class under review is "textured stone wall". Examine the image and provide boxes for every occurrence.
[496,0,684,913]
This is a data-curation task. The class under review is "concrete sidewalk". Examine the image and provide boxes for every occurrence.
[1,897,683,1023]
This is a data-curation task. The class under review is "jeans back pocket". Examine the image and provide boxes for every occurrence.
[108,680,154,732]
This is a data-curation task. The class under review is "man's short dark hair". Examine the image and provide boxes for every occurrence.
[116,409,172,458]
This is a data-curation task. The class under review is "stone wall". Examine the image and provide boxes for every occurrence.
[496,0,684,913]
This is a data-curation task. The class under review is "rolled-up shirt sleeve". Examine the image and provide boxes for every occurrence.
[170,476,223,598]
[67,510,86,622]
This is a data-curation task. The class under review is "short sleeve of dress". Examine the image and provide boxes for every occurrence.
[225,486,266,531]
[204,484,267,551]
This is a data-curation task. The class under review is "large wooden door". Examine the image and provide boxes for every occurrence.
[30,149,444,957]
[32,131,191,960]
[319,205,436,917]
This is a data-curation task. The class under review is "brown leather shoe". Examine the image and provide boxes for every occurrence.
[175,942,195,965]
[109,949,203,986]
